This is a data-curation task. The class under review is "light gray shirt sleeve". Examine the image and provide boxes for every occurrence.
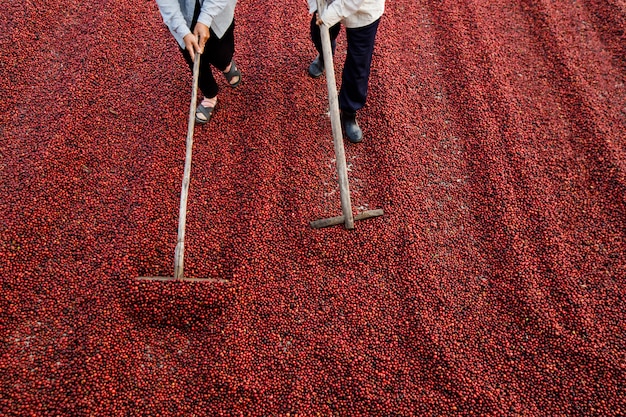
[155,0,192,46]
[197,0,231,30]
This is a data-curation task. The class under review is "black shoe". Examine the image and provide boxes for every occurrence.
[341,111,363,143]
[308,55,324,78]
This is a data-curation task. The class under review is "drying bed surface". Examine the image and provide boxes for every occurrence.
[1,0,625,415]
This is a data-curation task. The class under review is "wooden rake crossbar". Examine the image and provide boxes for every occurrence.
[138,50,229,283]
[310,0,383,230]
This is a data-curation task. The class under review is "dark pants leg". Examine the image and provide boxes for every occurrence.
[180,21,236,99]
[310,12,341,59]
[339,18,380,113]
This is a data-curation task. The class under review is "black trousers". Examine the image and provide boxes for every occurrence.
[180,17,235,99]
[310,14,381,113]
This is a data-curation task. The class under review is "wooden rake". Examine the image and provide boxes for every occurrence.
[138,51,228,283]
[310,0,383,229]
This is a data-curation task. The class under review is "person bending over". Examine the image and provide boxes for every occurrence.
[308,0,385,143]
[156,0,241,124]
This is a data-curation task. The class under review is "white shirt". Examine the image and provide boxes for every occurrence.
[307,0,385,28]
[156,0,237,48]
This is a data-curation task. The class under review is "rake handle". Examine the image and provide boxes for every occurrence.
[174,49,202,279]
[317,0,354,230]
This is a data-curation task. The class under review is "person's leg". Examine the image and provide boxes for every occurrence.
[177,2,219,123]
[180,45,218,123]
[308,12,340,77]
[339,18,380,113]
[179,45,218,123]
[339,18,380,143]
[182,0,219,100]
[206,21,239,87]
[310,13,340,55]
[180,46,219,100]
[178,0,223,123]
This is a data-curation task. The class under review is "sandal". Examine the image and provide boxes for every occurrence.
[195,98,217,124]
[223,60,241,88]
